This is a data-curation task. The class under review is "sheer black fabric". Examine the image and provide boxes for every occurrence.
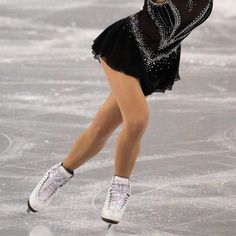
[91,0,214,96]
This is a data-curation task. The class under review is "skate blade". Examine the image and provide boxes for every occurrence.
[107,223,112,231]
[102,216,119,224]
[27,199,38,213]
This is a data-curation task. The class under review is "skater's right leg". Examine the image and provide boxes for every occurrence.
[99,56,149,225]
[27,91,123,213]
[62,91,123,171]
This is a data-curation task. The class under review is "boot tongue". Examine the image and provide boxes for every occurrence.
[113,175,130,185]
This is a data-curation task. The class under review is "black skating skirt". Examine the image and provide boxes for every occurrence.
[91,14,181,96]
[91,0,213,97]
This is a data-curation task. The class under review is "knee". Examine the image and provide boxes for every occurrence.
[125,114,149,138]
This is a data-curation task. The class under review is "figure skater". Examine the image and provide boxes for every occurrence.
[27,0,214,226]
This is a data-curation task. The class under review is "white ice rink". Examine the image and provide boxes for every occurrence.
[0,0,236,235]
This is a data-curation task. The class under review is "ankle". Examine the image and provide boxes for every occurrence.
[61,162,74,175]
[114,174,130,179]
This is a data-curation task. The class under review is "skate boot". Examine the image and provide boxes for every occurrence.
[101,175,131,224]
[27,162,74,213]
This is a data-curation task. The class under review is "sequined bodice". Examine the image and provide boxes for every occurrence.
[127,0,213,68]
[143,0,213,48]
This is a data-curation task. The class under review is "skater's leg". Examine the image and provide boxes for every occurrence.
[62,91,123,171]
[99,56,149,179]
[27,92,124,212]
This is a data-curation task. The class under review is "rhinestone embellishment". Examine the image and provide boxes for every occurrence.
[126,0,213,71]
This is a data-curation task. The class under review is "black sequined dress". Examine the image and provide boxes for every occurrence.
[91,0,214,96]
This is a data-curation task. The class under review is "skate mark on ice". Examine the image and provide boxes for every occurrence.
[171,138,214,145]
[171,116,206,131]
[132,166,236,197]
[0,132,13,156]
[171,125,236,153]
[207,82,227,93]
[160,146,236,168]
[160,208,236,231]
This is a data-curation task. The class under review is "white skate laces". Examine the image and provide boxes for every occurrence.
[37,165,71,202]
[27,162,74,212]
[101,175,131,224]
[108,178,130,210]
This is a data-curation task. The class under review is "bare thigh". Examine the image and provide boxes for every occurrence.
[89,91,123,139]
[99,56,149,127]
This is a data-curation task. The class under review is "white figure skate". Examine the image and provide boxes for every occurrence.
[27,162,74,213]
[101,175,131,224]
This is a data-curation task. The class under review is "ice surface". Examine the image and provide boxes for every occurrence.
[0,0,235,235]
